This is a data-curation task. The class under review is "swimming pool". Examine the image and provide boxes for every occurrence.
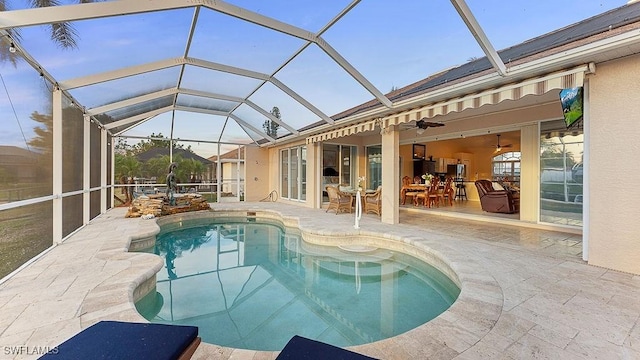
[135,217,460,351]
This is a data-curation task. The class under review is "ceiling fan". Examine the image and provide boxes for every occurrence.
[492,134,513,152]
[400,118,445,134]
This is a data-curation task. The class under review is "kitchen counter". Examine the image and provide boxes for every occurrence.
[455,180,480,201]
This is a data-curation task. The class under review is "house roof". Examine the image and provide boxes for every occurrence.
[207,147,245,162]
[329,2,640,123]
[0,145,40,161]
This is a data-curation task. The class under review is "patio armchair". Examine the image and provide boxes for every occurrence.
[364,186,382,216]
[474,179,519,214]
[325,185,353,214]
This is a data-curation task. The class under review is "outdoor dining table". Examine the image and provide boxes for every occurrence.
[343,189,376,210]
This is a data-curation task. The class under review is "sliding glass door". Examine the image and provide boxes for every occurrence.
[280,146,306,201]
[322,144,357,201]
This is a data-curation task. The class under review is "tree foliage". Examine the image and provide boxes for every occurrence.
[263,106,281,138]
[540,141,577,169]
[114,134,208,183]
[1,1,106,64]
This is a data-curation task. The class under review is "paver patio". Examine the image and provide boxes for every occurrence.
[0,203,638,359]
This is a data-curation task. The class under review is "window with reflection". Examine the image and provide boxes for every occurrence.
[367,145,382,190]
[322,144,357,201]
[540,119,584,227]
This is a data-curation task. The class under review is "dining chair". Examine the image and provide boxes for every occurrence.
[414,177,440,207]
[401,176,417,205]
[439,177,454,206]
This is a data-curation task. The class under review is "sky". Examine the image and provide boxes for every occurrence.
[0,0,629,158]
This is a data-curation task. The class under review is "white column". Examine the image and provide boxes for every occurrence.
[519,124,539,222]
[381,125,399,224]
[582,79,590,261]
[83,114,90,224]
[305,142,320,209]
[101,128,108,213]
[52,89,63,244]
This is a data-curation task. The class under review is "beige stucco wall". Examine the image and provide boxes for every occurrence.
[587,55,640,274]
[244,146,270,202]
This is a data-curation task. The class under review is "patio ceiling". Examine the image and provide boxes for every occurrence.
[0,1,626,155]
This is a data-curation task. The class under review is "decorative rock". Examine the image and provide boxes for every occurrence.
[125,193,210,218]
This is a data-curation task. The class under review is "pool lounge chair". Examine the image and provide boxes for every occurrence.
[39,321,200,360]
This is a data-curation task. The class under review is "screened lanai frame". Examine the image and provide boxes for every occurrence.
[0,0,520,156]
[2,0,630,280]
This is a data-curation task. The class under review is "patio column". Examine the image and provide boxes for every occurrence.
[519,124,539,222]
[381,125,399,224]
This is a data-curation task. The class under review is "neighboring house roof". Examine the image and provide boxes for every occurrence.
[136,148,212,164]
[326,3,640,123]
[208,147,245,162]
[0,145,40,164]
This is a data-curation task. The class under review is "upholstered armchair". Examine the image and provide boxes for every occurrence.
[474,180,519,214]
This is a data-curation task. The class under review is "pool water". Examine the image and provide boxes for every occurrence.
[135,217,460,351]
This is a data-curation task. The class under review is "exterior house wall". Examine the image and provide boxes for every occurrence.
[220,162,242,195]
[587,54,640,274]
[244,147,270,202]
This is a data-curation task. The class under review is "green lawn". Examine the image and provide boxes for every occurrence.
[0,204,53,278]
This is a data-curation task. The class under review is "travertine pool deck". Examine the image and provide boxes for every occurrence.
[0,202,638,359]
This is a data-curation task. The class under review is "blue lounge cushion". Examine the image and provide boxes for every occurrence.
[39,321,198,360]
[276,335,377,360]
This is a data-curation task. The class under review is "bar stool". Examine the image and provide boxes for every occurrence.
[454,178,467,200]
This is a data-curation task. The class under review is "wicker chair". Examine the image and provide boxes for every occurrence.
[325,185,353,214]
[364,187,382,216]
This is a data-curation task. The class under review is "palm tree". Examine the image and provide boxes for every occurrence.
[114,153,141,179]
[1,1,104,63]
